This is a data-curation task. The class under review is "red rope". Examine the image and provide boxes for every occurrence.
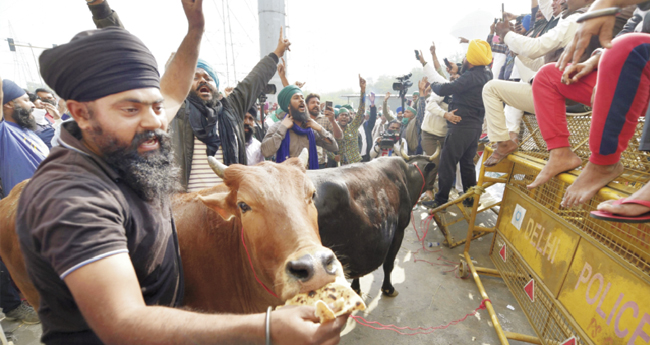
[351,299,491,335]
[241,226,279,298]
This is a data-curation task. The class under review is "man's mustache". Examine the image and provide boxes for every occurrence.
[196,82,214,92]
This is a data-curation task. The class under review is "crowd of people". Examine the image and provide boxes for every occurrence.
[1,0,650,343]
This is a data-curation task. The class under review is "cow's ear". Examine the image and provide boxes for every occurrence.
[198,192,235,221]
[424,162,436,172]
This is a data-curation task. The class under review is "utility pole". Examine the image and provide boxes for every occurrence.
[257,0,286,103]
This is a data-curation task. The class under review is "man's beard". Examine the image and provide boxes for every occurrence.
[190,82,220,108]
[308,106,320,118]
[290,106,310,123]
[461,61,470,74]
[244,124,253,142]
[13,104,37,131]
[91,127,180,201]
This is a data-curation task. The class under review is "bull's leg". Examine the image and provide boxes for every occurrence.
[351,278,361,296]
[381,229,406,297]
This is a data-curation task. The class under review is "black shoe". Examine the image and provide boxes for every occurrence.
[462,197,474,208]
[566,103,592,115]
[422,200,442,209]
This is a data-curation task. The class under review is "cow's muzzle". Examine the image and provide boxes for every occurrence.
[286,251,339,283]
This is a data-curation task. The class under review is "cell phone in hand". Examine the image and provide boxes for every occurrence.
[414,50,420,61]
[443,58,451,68]
[501,3,505,21]
[494,18,498,25]
[325,101,333,109]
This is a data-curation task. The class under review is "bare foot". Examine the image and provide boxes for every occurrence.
[484,140,518,167]
[562,161,624,208]
[527,148,582,189]
[596,183,650,217]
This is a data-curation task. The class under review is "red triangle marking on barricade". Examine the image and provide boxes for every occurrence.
[499,244,506,262]
[524,279,534,302]
[561,336,576,345]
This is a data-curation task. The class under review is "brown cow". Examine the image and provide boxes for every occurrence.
[0,151,344,314]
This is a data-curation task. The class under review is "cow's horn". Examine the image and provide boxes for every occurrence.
[298,148,310,168]
[207,156,227,178]
[428,145,441,162]
[399,139,411,160]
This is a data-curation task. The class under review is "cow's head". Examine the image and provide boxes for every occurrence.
[198,150,344,301]
[399,139,440,192]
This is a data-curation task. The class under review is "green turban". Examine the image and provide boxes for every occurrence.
[406,106,417,117]
[338,107,350,115]
[277,85,303,113]
[342,104,354,111]
[412,91,420,97]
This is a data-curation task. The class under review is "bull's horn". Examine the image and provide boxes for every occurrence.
[399,139,411,160]
[298,148,309,168]
[428,145,441,162]
[207,156,227,178]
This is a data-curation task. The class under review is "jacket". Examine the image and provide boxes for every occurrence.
[430,66,493,130]
[170,53,279,191]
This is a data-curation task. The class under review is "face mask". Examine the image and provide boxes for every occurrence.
[32,108,48,125]
[401,118,409,125]
[386,129,396,135]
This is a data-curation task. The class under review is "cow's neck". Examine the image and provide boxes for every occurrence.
[174,194,281,314]
[406,162,426,206]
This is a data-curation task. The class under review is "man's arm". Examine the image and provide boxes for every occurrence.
[65,253,345,345]
[314,127,339,152]
[261,120,289,158]
[228,27,291,121]
[382,93,396,122]
[277,58,290,87]
[323,107,343,139]
[87,0,124,29]
[350,76,367,131]
[500,16,579,59]
[161,0,205,122]
[430,71,475,97]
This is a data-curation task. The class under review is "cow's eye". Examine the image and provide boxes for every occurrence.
[311,191,316,200]
[238,202,251,213]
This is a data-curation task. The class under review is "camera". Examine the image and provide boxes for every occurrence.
[392,73,413,91]
[379,130,400,149]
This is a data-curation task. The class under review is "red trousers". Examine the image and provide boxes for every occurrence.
[532,33,650,165]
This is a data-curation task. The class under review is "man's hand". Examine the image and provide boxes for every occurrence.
[447,62,459,76]
[274,27,291,58]
[418,76,429,96]
[561,54,599,85]
[430,42,437,57]
[418,50,427,65]
[306,119,323,132]
[181,0,205,31]
[223,86,234,97]
[385,92,390,101]
[556,0,616,71]
[359,74,366,92]
[369,92,376,106]
[324,106,335,119]
[277,58,286,77]
[43,103,61,120]
[333,155,341,163]
[444,109,461,124]
[459,37,470,44]
[503,12,518,22]
[271,306,348,345]
[295,81,306,88]
[281,113,294,129]
[495,21,511,38]
[490,22,496,35]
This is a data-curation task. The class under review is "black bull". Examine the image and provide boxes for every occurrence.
[307,153,438,297]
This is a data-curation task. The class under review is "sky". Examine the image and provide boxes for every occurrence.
[0,0,531,93]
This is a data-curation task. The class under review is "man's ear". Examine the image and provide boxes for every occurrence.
[67,100,92,130]
[198,192,235,221]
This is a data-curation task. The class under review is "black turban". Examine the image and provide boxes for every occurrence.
[39,27,160,102]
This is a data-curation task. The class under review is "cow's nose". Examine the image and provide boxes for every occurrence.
[320,251,338,275]
[286,254,315,282]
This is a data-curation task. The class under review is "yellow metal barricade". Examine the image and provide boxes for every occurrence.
[454,114,650,345]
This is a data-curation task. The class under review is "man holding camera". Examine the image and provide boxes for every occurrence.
[369,120,402,158]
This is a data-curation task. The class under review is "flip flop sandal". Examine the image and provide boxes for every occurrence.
[590,198,650,223]
[484,149,515,167]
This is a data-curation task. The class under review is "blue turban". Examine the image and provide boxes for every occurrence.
[197,59,219,89]
[277,85,303,113]
[396,106,403,114]
[2,79,26,105]
[522,15,531,31]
